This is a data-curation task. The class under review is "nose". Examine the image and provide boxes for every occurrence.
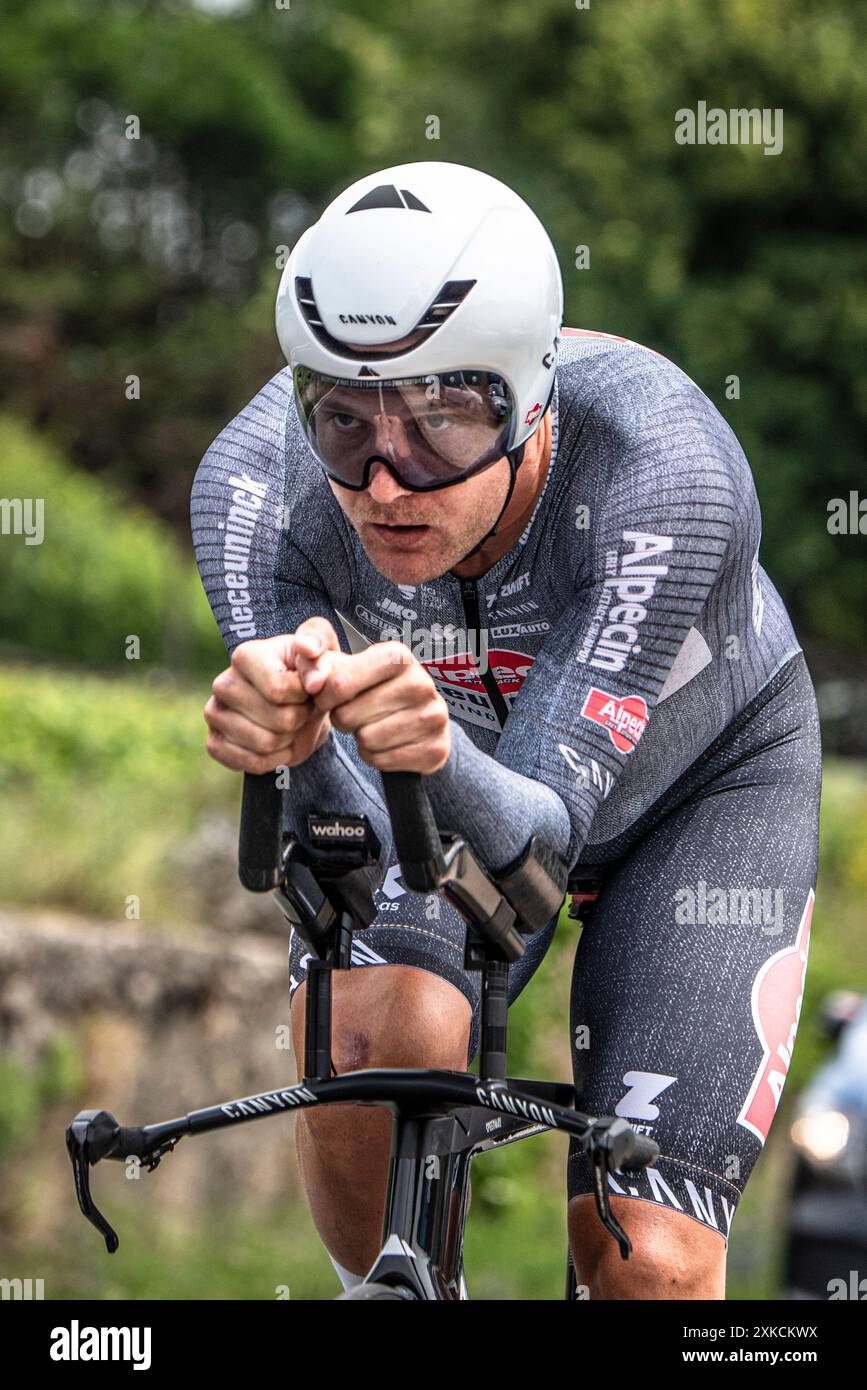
[372,410,412,461]
[366,412,414,500]
[367,458,411,502]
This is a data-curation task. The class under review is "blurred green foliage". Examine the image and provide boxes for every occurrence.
[0,657,233,919]
[1,0,866,665]
[0,414,224,673]
[1,0,865,1302]
[0,1034,83,1158]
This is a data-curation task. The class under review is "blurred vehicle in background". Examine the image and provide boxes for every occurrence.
[784,991,867,1298]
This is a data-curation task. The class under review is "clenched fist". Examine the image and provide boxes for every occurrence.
[293,619,452,774]
[203,626,333,774]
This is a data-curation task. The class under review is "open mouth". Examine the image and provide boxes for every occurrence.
[370,521,430,535]
[368,520,432,548]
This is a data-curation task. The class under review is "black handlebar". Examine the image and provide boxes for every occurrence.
[238,768,446,894]
[377,770,446,890]
[238,772,283,891]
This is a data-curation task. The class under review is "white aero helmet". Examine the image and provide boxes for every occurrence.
[276,162,563,552]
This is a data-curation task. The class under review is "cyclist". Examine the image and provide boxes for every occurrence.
[191,161,821,1300]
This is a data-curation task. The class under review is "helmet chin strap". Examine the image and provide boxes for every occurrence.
[454,380,555,567]
[455,443,525,565]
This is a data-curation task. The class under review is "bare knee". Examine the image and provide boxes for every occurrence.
[568,1195,726,1300]
[291,964,472,1077]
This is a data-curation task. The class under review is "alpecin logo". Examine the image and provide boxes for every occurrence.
[581,688,649,754]
[577,531,673,674]
[738,889,814,1145]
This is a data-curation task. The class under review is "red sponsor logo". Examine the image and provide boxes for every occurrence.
[524,401,542,427]
[423,648,533,696]
[738,889,814,1145]
[581,687,648,754]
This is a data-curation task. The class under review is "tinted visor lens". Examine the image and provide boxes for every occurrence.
[293,368,516,490]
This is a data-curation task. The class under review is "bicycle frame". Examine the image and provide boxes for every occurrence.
[66,770,658,1299]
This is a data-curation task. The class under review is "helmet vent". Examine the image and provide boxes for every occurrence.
[347,184,432,213]
[294,277,477,361]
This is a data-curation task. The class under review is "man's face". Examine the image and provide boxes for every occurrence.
[327,454,512,584]
[312,378,513,582]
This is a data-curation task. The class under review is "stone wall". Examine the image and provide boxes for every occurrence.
[0,906,306,1247]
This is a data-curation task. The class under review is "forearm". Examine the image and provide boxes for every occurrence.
[425,721,572,873]
[283,719,573,884]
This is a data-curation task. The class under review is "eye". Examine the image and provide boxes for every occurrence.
[330,411,361,431]
[423,413,454,432]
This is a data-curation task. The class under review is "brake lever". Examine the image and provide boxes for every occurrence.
[589,1148,632,1260]
[66,1109,182,1254]
[587,1117,649,1260]
[66,1110,122,1253]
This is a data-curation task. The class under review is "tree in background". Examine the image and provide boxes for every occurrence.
[1,0,864,672]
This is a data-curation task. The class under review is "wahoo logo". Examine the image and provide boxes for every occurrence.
[581,688,649,754]
[738,889,814,1145]
[347,184,432,214]
[308,814,370,846]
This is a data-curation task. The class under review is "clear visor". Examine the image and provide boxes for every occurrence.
[293,368,516,491]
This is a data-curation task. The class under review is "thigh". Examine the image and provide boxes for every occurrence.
[566,716,821,1245]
